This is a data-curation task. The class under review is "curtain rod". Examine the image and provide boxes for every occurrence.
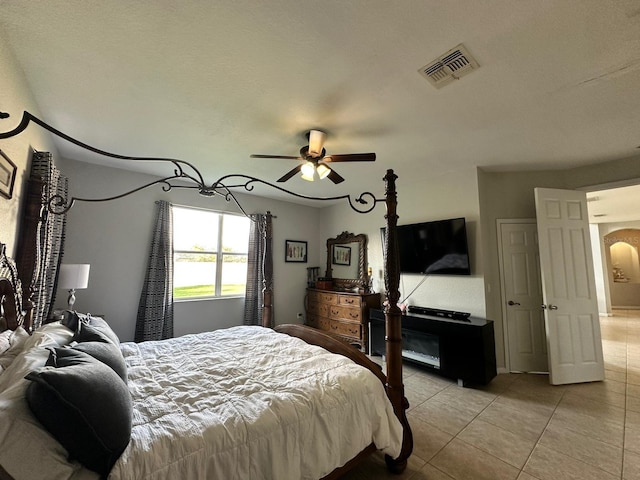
[0,110,384,216]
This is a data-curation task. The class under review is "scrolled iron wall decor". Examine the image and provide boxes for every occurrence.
[0,110,385,216]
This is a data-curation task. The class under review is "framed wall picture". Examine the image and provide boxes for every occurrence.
[0,149,17,200]
[285,240,307,263]
[333,245,351,266]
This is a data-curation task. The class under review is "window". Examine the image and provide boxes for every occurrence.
[172,206,251,299]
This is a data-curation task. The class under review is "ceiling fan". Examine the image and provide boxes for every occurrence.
[250,129,376,184]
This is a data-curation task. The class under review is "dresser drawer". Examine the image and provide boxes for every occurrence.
[337,295,362,308]
[306,313,320,329]
[330,320,362,339]
[308,300,330,317]
[306,314,330,330]
[305,288,380,352]
[329,305,362,323]
[308,290,338,305]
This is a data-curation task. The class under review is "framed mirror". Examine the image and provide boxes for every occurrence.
[325,232,368,292]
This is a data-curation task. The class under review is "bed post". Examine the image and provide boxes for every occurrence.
[14,178,45,332]
[382,169,413,472]
[261,211,274,328]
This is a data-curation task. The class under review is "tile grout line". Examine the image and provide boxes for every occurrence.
[516,380,567,479]
[420,383,516,479]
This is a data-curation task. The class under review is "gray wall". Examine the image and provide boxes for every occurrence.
[55,158,322,342]
[318,165,486,320]
[0,31,59,257]
[26,153,640,363]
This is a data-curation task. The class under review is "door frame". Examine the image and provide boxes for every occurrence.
[496,218,537,373]
[578,177,640,315]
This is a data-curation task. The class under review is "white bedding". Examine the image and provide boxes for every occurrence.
[0,325,402,480]
[111,325,402,480]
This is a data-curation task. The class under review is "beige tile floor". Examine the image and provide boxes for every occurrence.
[342,309,640,480]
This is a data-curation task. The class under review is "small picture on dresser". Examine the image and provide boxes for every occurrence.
[285,240,307,263]
[333,245,351,266]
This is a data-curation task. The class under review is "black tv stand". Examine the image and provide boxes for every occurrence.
[369,309,496,386]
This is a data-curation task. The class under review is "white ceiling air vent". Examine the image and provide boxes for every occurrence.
[418,44,479,89]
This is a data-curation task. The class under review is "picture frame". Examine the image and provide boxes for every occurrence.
[333,245,351,266]
[285,240,307,263]
[0,149,17,200]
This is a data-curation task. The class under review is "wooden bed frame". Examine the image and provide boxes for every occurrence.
[262,169,412,475]
[7,168,412,477]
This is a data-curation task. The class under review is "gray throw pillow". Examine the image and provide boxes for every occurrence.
[74,321,120,347]
[25,350,132,477]
[49,344,127,382]
[64,311,121,345]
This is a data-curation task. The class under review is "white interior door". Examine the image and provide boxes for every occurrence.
[534,188,605,385]
[498,221,548,373]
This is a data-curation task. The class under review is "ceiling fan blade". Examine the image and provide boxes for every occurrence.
[324,153,376,162]
[250,154,302,160]
[327,168,345,184]
[277,164,302,182]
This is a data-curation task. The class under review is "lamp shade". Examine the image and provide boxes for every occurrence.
[316,163,330,180]
[57,264,90,290]
[301,161,315,182]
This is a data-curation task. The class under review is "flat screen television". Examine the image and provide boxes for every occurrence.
[382,217,471,275]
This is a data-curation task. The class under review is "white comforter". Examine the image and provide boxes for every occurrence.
[110,326,402,480]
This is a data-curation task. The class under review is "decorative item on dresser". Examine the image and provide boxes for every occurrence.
[306,288,381,353]
[325,231,369,291]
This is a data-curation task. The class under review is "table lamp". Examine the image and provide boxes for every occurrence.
[57,264,90,310]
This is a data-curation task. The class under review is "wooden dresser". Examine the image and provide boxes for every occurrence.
[305,288,381,352]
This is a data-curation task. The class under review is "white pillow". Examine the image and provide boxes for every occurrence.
[0,322,96,480]
[0,329,13,355]
[0,322,74,390]
[0,327,30,370]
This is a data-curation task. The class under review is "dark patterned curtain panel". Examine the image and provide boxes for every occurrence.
[243,214,266,326]
[134,200,174,342]
[16,152,68,329]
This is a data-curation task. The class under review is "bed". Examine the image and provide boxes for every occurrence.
[0,169,412,479]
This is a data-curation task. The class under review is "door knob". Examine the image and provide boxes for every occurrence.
[508,301,520,306]
[548,304,558,310]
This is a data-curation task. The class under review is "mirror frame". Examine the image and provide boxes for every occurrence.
[325,231,369,292]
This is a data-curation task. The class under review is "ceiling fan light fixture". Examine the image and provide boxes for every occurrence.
[301,161,315,181]
[251,128,375,184]
[316,163,330,180]
[308,130,327,157]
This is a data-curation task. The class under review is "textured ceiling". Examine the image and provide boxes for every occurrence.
[1,0,640,208]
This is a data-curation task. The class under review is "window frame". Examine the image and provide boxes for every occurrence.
[172,205,250,301]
